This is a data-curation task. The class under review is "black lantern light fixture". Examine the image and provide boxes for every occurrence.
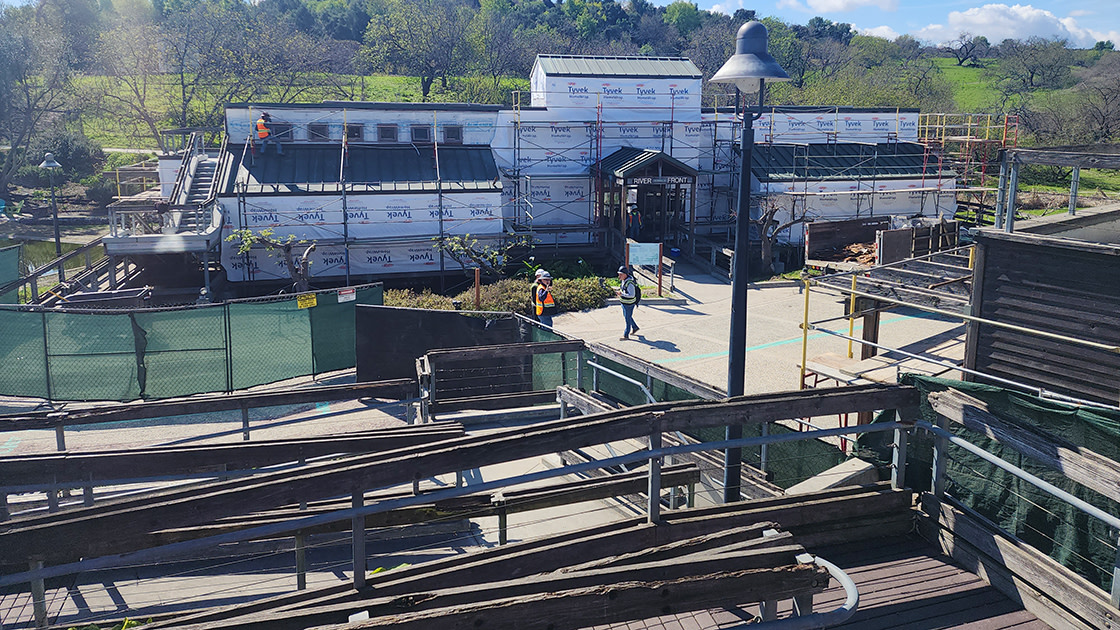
[38,152,64,263]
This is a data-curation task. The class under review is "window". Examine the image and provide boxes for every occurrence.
[410,125,431,143]
[378,124,398,143]
[307,123,329,141]
[443,125,463,144]
[270,123,293,142]
[345,124,364,142]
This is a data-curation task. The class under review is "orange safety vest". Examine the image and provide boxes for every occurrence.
[535,285,555,316]
[256,118,270,139]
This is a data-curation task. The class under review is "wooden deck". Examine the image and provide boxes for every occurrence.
[588,535,1051,630]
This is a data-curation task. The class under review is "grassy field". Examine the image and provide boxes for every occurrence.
[77,73,530,149]
[932,58,1000,112]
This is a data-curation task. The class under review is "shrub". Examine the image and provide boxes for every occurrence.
[383,288,454,310]
[26,128,105,182]
[389,277,614,316]
[80,176,117,207]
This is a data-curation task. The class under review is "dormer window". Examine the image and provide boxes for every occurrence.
[411,125,431,143]
[443,125,463,144]
[378,124,398,143]
[345,124,364,141]
[308,123,329,141]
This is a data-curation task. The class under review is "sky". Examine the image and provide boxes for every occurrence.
[0,0,1115,49]
[699,0,1119,47]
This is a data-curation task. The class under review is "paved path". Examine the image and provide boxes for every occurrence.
[553,261,963,395]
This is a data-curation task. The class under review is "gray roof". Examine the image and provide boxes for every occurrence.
[224,144,501,195]
[594,147,697,180]
[752,142,953,182]
[535,55,702,79]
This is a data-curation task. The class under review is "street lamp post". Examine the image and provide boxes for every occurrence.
[710,21,789,503]
[38,153,63,263]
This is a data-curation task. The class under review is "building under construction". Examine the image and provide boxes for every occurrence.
[98,56,1014,294]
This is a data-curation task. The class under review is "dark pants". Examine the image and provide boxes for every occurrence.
[622,303,637,336]
[537,314,553,328]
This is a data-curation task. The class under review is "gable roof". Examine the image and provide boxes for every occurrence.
[535,55,702,79]
[593,147,698,180]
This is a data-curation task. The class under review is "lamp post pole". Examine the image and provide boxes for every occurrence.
[709,21,789,504]
[49,169,61,259]
[723,85,761,502]
[39,152,65,281]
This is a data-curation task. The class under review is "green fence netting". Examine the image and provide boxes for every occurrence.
[861,373,1120,592]
[0,284,383,402]
[531,322,845,489]
[0,244,19,304]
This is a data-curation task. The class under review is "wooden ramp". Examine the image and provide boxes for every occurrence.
[583,535,1051,630]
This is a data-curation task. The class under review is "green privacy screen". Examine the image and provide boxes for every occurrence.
[0,244,20,304]
[0,284,382,402]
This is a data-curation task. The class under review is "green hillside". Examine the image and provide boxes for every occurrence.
[932,58,1000,113]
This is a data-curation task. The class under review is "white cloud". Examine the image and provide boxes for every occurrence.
[855,24,901,40]
[776,0,809,11]
[916,4,1118,47]
[806,0,898,12]
[709,1,743,15]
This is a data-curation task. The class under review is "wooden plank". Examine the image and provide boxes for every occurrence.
[177,565,828,630]
[1011,149,1120,169]
[427,340,584,363]
[0,425,464,487]
[0,379,417,432]
[0,388,917,565]
[556,385,619,416]
[920,494,1113,629]
[141,487,905,629]
[917,513,1095,630]
[430,390,558,413]
[148,464,702,544]
[928,389,1120,505]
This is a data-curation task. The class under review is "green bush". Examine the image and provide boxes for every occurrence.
[387,277,614,316]
[26,128,106,182]
[80,175,117,206]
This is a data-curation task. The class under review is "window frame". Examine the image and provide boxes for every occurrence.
[443,125,464,144]
[410,124,432,144]
[307,123,330,141]
[377,124,399,143]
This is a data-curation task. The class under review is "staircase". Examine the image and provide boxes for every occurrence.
[175,151,222,233]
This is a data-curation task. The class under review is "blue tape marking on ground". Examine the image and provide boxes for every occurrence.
[316,402,331,414]
[0,436,20,454]
[654,312,954,365]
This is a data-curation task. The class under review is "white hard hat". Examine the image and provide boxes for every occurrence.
[539,271,551,280]
[535,269,547,278]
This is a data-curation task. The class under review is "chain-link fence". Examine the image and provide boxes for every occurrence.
[0,284,382,402]
[0,244,19,304]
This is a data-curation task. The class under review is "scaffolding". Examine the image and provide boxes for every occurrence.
[919,113,1020,226]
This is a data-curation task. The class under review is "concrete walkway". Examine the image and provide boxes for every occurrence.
[554,261,964,395]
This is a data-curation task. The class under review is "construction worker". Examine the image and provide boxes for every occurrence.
[534,271,556,328]
[616,266,640,340]
[256,112,284,156]
[528,268,547,321]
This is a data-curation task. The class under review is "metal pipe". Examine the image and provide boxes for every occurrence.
[1069,166,1080,215]
[0,422,905,588]
[585,361,656,404]
[812,285,1120,354]
[846,276,857,359]
[747,555,859,629]
[920,423,1120,532]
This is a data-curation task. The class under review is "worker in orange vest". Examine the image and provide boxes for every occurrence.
[256,112,284,156]
[534,271,556,328]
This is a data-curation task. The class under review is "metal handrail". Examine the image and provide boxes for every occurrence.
[586,360,656,404]
[0,420,905,588]
[921,422,1120,532]
[749,555,860,629]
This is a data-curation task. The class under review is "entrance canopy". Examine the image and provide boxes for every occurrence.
[592,147,697,184]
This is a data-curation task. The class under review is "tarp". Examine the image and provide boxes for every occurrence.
[0,284,383,402]
[0,244,20,304]
[861,374,1120,591]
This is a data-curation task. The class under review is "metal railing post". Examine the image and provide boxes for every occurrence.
[994,157,1009,228]
[1111,536,1120,608]
[352,491,366,589]
[1069,166,1081,216]
[1005,162,1020,233]
[241,405,251,441]
[891,426,909,490]
[648,423,662,524]
[54,426,66,452]
[930,414,949,498]
[576,348,584,390]
[30,558,47,627]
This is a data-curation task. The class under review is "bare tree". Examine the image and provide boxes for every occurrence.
[944,32,989,66]
[90,9,169,153]
[754,194,810,276]
[0,7,77,199]
[226,229,317,293]
[361,0,475,99]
